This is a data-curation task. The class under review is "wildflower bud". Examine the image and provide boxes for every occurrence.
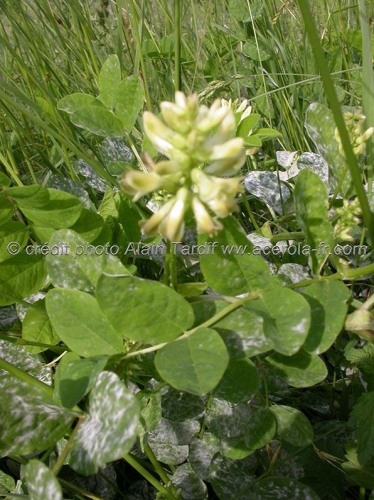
[143,111,187,157]
[119,171,163,201]
[192,196,223,236]
[158,188,190,242]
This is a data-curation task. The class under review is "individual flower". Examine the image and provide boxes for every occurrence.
[140,188,190,242]
[120,91,246,241]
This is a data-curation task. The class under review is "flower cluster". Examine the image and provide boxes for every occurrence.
[334,110,374,157]
[334,198,362,242]
[120,92,246,241]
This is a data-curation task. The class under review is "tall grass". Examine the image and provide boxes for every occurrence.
[0,0,372,183]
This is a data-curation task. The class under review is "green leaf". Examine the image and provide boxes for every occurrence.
[302,280,350,354]
[21,188,82,228]
[69,208,106,243]
[0,254,46,306]
[342,443,374,489]
[0,469,15,493]
[228,0,263,22]
[114,75,144,132]
[248,477,320,499]
[244,406,277,450]
[220,436,254,460]
[243,39,271,61]
[255,127,283,140]
[96,275,194,344]
[137,390,161,434]
[70,371,139,475]
[214,302,273,357]
[161,387,205,422]
[98,54,121,109]
[0,378,76,456]
[305,102,348,191]
[22,299,59,354]
[24,460,62,500]
[236,114,260,139]
[349,391,374,465]
[171,463,208,500]
[214,358,259,403]
[0,172,11,187]
[244,171,291,215]
[46,288,123,357]
[46,229,107,292]
[0,196,14,225]
[148,418,199,465]
[294,169,334,274]
[155,328,229,396]
[245,288,311,356]
[270,405,314,446]
[209,454,256,500]
[0,339,51,387]
[0,222,29,263]
[266,350,328,388]
[244,135,262,148]
[54,353,108,408]
[71,106,124,137]
[205,398,251,439]
[199,216,273,296]
[190,433,220,480]
[57,93,97,114]
[5,185,49,208]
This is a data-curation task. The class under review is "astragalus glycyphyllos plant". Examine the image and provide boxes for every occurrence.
[120,91,246,241]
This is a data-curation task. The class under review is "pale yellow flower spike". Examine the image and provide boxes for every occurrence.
[120,92,246,241]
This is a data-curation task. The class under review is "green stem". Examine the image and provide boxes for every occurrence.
[123,293,259,360]
[144,442,171,486]
[163,240,172,286]
[174,0,182,91]
[52,417,83,475]
[296,0,374,245]
[0,357,53,398]
[0,334,66,354]
[123,454,178,500]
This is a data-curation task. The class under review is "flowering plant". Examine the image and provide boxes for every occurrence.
[120,92,246,241]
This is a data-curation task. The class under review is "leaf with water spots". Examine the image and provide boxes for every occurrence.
[24,460,62,500]
[245,287,311,356]
[70,371,139,475]
[270,405,313,446]
[0,378,76,456]
[171,463,208,500]
[294,169,334,275]
[247,476,320,499]
[209,453,257,500]
[244,406,277,450]
[266,350,328,388]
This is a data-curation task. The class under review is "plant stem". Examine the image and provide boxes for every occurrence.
[123,454,178,500]
[144,442,171,486]
[174,0,182,91]
[296,0,374,245]
[0,357,53,398]
[52,417,83,475]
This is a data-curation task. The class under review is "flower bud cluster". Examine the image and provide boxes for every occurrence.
[334,110,374,157]
[120,92,246,241]
[334,198,362,242]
